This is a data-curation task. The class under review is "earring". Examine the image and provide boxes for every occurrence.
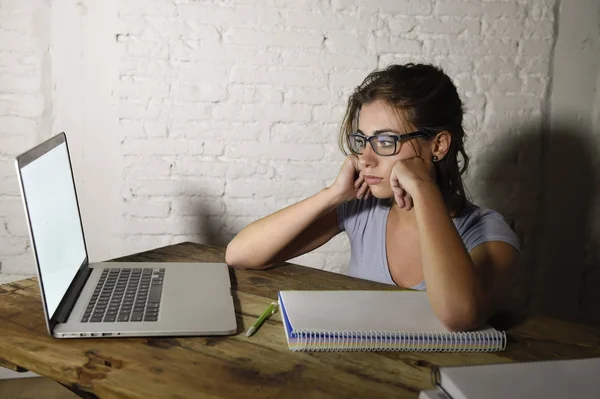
[432,156,438,162]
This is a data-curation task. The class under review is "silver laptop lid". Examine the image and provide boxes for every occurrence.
[15,133,91,333]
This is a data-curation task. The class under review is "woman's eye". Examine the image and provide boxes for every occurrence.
[379,140,394,147]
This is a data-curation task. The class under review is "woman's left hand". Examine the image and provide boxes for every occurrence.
[389,157,437,211]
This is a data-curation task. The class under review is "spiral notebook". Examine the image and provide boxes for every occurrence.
[277,290,506,352]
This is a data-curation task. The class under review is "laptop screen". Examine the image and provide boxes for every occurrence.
[19,141,86,320]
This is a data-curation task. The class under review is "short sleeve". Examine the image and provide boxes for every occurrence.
[458,208,520,253]
[336,198,374,237]
[336,201,346,232]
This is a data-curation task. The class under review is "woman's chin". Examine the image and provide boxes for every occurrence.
[367,186,393,199]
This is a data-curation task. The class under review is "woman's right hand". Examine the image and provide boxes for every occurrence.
[329,155,371,202]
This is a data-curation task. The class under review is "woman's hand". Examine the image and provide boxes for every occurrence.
[390,157,437,210]
[329,155,371,202]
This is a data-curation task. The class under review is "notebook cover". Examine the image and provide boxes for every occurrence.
[278,290,506,352]
[435,357,600,399]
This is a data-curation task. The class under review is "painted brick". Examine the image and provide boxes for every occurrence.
[171,159,229,177]
[1,252,35,275]
[435,1,524,18]
[362,0,433,15]
[524,18,555,40]
[329,69,370,88]
[415,17,481,35]
[312,104,348,124]
[171,197,226,217]
[116,78,170,99]
[382,16,417,32]
[123,161,172,179]
[324,32,368,53]
[276,163,340,180]
[271,123,331,144]
[230,66,327,88]
[122,199,171,218]
[0,135,37,156]
[168,103,209,121]
[529,0,557,20]
[0,116,37,136]
[282,11,369,31]
[0,75,40,94]
[175,4,256,25]
[118,1,177,18]
[473,57,519,74]
[118,100,162,119]
[224,28,322,49]
[226,162,276,179]
[226,178,325,198]
[6,217,28,237]
[123,139,200,156]
[171,84,227,103]
[0,32,31,52]
[124,178,225,198]
[424,38,517,56]
[475,74,523,94]
[226,143,323,161]
[281,50,377,71]
[121,216,206,236]
[212,103,312,123]
[0,195,23,218]
[262,0,330,11]
[119,36,170,59]
[481,20,526,40]
[283,88,342,105]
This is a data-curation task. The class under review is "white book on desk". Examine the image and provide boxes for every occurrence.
[433,357,600,399]
[277,290,506,352]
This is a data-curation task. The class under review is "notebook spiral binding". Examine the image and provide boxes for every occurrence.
[290,330,507,352]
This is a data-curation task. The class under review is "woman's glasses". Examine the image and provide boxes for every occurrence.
[347,131,427,156]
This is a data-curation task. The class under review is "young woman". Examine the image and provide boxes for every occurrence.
[225,63,519,331]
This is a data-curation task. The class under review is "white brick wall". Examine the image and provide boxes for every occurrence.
[0,0,49,280]
[107,0,559,275]
[2,0,597,327]
[1,0,558,276]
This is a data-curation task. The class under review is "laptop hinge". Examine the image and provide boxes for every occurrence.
[52,258,92,326]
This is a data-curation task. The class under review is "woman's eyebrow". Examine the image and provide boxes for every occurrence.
[356,128,403,136]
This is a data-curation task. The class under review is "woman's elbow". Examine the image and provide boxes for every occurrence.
[225,242,247,268]
[225,242,268,270]
[437,302,483,332]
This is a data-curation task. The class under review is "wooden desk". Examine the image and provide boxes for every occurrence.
[1,242,599,398]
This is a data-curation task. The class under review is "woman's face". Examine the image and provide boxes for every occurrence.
[355,100,432,199]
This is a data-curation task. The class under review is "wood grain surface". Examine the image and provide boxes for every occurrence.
[1,242,599,398]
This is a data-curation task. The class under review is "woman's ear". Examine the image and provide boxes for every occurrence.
[432,131,452,161]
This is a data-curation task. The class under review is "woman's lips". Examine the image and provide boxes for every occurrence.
[365,176,383,185]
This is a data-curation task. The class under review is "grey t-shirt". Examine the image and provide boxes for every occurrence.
[336,197,520,290]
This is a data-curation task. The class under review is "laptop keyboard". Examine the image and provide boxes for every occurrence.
[81,267,164,323]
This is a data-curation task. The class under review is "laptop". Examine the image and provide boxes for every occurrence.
[15,132,237,338]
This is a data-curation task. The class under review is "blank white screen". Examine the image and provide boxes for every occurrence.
[20,143,86,319]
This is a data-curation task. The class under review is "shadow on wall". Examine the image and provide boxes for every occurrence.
[476,116,600,327]
[173,189,230,249]
[198,210,230,248]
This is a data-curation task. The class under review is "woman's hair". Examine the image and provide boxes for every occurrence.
[338,63,470,215]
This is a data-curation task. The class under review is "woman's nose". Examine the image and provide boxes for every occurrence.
[358,142,377,168]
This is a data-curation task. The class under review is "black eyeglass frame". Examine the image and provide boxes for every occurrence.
[347,130,428,156]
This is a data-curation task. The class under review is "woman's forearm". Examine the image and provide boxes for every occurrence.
[225,187,343,269]
[411,182,484,331]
